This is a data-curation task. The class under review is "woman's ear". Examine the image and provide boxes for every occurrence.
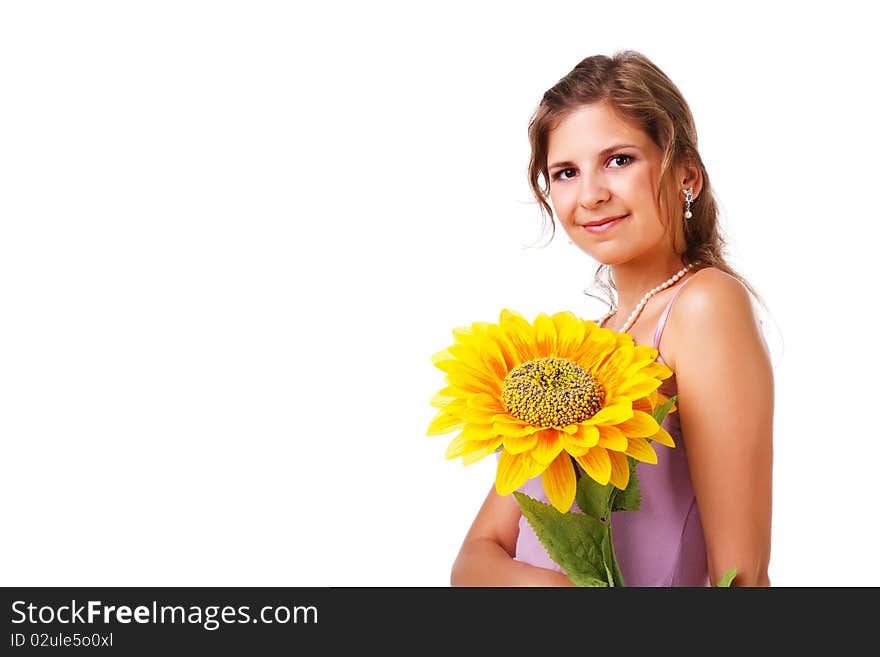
[679,161,703,199]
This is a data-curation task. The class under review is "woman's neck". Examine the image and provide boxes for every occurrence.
[610,252,688,313]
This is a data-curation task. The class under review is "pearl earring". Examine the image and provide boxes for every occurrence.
[683,187,694,219]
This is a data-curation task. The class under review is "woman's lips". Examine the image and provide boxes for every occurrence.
[583,214,629,233]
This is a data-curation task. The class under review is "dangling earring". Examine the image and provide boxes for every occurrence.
[683,187,694,219]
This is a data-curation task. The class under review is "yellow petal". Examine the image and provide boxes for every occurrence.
[542,453,577,512]
[533,312,557,355]
[655,392,677,413]
[448,343,503,391]
[431,348,457,371]
[454,396,499,424]
[615,410,661,438]
[597,424,628,451]
[459,423,499,441]
[502,433,539,454]
[460,393,508,424]
[498,310,537,362]
[447,341,486,372]
[573,423,600,446]
[608,450,631,490]
[632,395,653,414]
[483,342,513,382]
[495,450,538,495]
[562,437,590,457]
[469,329,510,381]
[595,341,638,394]
[445,368,501,397]
[626,436,658,464]
[493,420,542,438]
[445,434,500,460]
[462,440,501,465]
[587,400,633,425]
[444,432,470,459]
[450,323,480,344]
[637,361,674,380]
[620,345,660,378]
[462,449,490,465]
[575,446,611,485]
[562,424,599,456]
[616,375,663,399]
[433,349,496,388]
[485,323,522,372]
[528,456,547,479]
[430,385,465,409]
[552,311,587,359]
[573,333,617,372]
[615,331,636,349]
[426,409,466,436]
[632,344,659,362]
[499,308,528,324]
[532,429,564,464]
[650,425,676,448]
[596,342,635,382]
[461,405,504,425]
[466,392,506,415]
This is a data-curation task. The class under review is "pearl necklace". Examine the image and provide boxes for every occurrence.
[598,263,695,334]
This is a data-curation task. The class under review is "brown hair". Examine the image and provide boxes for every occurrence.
[526,49,767,314]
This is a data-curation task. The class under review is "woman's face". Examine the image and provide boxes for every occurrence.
[547,102,672,265]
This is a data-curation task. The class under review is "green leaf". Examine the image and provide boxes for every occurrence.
[513,491,609,587]
[715,566,738,587]
[651,394,678,426]
[574,465,614,521]
[611,457,641,512]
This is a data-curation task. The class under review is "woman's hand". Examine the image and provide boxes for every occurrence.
[451,487,576,587]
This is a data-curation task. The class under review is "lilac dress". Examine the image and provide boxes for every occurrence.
[513,278,709,586]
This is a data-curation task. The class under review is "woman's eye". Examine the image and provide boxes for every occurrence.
[608,154,633,167]
[553,168,576,180]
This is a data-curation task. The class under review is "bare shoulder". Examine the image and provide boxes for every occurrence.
[662,266,762,371]
[673,266,754,319]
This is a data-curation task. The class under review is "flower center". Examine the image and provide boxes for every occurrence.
[500,357,605,428]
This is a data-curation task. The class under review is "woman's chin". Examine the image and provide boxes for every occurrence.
[579,246,631,266]
[565,237,636,266]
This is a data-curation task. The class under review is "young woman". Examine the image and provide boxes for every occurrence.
[450,50,774,587]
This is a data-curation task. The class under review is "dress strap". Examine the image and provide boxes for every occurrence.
[652,275,697,349]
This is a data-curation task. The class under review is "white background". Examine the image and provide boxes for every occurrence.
[1,1,877,587]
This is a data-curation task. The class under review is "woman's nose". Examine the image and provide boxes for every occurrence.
[577,175,611,209]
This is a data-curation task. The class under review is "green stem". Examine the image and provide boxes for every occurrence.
[606,489,617,523]
[606,520,626,587]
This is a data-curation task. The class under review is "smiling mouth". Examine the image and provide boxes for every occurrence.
[584,214,628,227]
[581,214,629,232]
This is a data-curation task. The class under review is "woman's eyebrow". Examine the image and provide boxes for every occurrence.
[548,143,640,170]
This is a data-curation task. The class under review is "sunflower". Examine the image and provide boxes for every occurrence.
[426,309,677,513]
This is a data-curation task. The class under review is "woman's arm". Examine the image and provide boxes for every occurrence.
[666,268,774,587]
[450,486,575,587]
